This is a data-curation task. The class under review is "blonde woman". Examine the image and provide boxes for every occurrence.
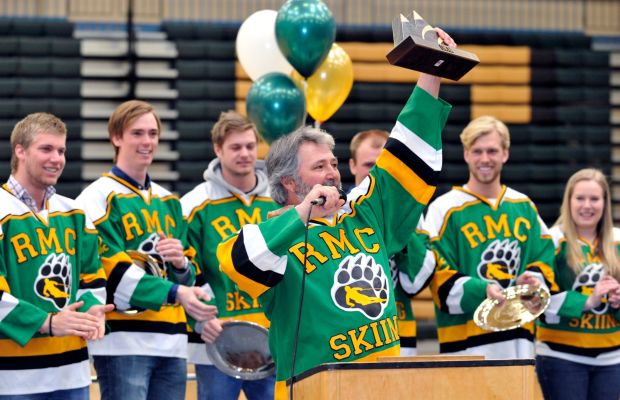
[536,168,620,400]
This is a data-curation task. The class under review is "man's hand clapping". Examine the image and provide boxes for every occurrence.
[38,301,108,339]
[176,285,218,321]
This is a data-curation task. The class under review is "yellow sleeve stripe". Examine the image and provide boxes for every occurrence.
[0,276,9,292]
[528,261,559,292]
[80,268,107,283]
[398,320,417,337]
[376,149,435,206]
[217,236,269,299]
[101,252,133,276]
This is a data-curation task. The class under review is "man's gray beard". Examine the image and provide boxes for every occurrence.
[294,177,340,202]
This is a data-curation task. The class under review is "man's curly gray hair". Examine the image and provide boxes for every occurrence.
[265,126,335,205]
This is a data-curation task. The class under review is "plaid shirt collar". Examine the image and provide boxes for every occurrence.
[7,175,56,212]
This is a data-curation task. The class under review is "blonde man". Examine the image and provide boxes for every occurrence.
[425,115,558,358]
[0,113,113,398]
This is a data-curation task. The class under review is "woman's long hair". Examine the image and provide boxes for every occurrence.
[554,168,620,280]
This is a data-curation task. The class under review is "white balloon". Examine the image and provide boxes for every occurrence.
[236,10,294,81]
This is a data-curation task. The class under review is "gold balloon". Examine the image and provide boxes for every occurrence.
[292,43,353,123]
[257,140,270,159]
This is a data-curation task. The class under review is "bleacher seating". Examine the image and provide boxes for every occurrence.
[0,18,83,198]
[0,18,613,223]
[162,22,614,225]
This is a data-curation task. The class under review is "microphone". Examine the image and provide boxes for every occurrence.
[310,188,347,206]
[310,197,326,206]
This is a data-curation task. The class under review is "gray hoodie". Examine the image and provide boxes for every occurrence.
[202,158,270,198]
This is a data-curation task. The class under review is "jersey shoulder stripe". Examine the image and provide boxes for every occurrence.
[0,187,32,220]
[425,189,476,238]
[180,181,238,218]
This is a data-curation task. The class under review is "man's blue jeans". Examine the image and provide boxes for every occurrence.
[536,355,620,400]
[195,365,275,400]
[0,386,88,400]
[94,355,186,400]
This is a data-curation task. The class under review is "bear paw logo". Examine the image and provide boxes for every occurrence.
[138,232,163,263]
[331,253,389,320]
[573,263,607,314]
[35,253,72,309]
[477,239,521,288]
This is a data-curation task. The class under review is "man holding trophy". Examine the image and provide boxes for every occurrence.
[424,115,558,358]
[218,19,456,399]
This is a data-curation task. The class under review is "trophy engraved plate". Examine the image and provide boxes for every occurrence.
[386,11,480,81]
[474,284,551,332]
[206,321,275,380]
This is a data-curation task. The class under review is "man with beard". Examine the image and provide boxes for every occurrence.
[216,27,455,400]
[424,115,558,359]
[181,110,278,400]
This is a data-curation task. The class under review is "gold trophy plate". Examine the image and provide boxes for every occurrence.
[474,284,550,331]
[126,250,166,279]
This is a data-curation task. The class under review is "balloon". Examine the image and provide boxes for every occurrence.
[292,43,353,123]
[275,0,336,78]
[236,9,294,81]
[246,73,306,143]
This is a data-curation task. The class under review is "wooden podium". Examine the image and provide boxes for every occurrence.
[289,356,537,399]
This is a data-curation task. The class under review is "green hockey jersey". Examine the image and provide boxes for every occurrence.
[536,226,620,366]
[217,86,451,396]
[390,216,435,354]
[77,173,196,358]
[425,185,557,358]
[0,185,106,395]
[181,159,278,365]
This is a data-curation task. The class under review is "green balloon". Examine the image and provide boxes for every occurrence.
[246,72,306,143]
[276,0,336,78]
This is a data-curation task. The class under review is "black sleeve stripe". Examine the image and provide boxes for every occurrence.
[437,273,463,313]
[384,137,440,186]
[400,337,417,348]
[106,261,132,305]
[195,270,207,287]
[78,278,107,290]
[231,230,283,288]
